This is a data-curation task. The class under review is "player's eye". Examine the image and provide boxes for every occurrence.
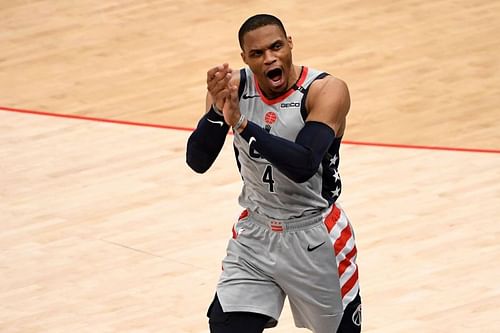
[250,50,262,57]
[272,42,282,50]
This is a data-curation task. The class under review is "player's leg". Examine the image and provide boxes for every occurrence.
[278,205,361,333]
[279,219,344,332]
[336,292,362,333]
[208,212,284,332]
[207,293,273,333]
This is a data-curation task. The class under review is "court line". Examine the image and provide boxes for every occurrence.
[1,105,499,154]
[0,106,193,132]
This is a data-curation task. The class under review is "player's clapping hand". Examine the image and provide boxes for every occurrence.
[207,63,232,111]
[223,83,244,129]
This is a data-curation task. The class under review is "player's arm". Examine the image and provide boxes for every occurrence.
[303,76,350,138]
[186,65,240,173]
[228,76,350,183]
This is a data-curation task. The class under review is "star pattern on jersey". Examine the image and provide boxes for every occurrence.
[322,152,342,202]
[329,154,338,167]
[333,169,340,182]
[331,186,340,198]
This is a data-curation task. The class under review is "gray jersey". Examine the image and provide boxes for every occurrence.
[233,66,343,220]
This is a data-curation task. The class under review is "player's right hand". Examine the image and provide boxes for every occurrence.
[207,63,232,111]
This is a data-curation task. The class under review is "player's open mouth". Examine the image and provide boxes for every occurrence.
[266,68,285,88]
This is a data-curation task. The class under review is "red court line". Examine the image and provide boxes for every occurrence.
[341,140,500,154]
[1,105,499,154]
[0,106,193,132]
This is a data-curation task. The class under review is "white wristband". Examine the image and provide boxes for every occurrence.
[232,114,246,132]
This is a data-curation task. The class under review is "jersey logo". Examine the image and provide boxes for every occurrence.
[207,118,224,127]
[352,304,362,326]
[307,241,326,252]
[280,102,300,108]
[249,137,256,146]
[264,111,277,132]
[264,111,277,125]
[242,93,260,99]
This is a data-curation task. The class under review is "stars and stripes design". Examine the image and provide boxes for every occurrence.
[322,151,342,203]
[324,204,359,309]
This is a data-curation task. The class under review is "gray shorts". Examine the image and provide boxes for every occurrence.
[216,204,360,333]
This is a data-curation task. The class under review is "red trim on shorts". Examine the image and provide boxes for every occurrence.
[255,67,309,105]
[338,246,357,276]
[334,224,353,254]
[324,205,341,233]
[323,205,360,300]
[233,210,250,239]
[232,224,237,239]
[239,209,249,220]
[341,267,359,297]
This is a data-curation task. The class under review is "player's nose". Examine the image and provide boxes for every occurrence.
[263,50,277,65]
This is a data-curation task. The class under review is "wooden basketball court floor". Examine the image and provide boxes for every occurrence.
[1,1,499,332]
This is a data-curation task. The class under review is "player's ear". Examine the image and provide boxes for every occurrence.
[241,51,248,65]
[288,36,293,50]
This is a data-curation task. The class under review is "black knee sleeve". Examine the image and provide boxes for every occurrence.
[207,294,272,333]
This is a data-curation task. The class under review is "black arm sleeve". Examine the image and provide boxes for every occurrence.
[239,120,335,183]
[186,107,230,173]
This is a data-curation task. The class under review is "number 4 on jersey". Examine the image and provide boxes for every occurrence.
[262,165,275,192]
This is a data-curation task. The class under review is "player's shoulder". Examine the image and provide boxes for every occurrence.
[310,72,349,94]
[308,72,350,105]
[305,71,350,118]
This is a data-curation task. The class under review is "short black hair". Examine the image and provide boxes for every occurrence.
[238,14,287,50]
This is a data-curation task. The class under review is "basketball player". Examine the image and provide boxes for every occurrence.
[186,14,361,333]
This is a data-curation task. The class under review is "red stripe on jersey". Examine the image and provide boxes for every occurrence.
[341,266,359,297]
[338,246,357,276]
[334,224,353,254]
[324,205,341,233]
